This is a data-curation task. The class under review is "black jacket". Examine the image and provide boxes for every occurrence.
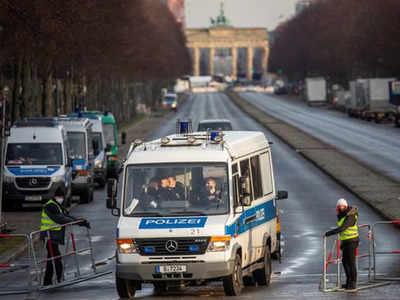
[325,206,359,244]
[40,201,77,244]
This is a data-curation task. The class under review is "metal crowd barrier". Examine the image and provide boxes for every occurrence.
[372,220,400,281]
[321,224,389,292]
[0,233,34,296]
[0,220,111,297]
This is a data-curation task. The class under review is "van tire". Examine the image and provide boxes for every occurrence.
[254,246,271,286]
[223,254,243,296]
[153,282,167,295]
[116,274,136,299]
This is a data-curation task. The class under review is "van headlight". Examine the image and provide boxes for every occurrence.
[171,103,177,108]
[117,239,136,254]
[51,175,64,183]
[95,159,103,168]
[207,236,231,252]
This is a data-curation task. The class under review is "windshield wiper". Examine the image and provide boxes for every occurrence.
[131,212,165,217]
[167,211,207,216]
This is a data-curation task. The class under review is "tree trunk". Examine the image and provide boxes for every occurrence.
[11,56,23,123]
[43,72,54,117]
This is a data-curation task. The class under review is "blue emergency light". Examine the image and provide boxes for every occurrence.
[210,131,219,141]
[144,246,155,254]
[189,245,199,252]
[176,119,192,134]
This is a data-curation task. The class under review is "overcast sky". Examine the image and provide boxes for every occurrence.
[185,0,297,30]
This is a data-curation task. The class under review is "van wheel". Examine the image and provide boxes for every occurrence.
[80,188,93,204]
[223,254,243,296]
[153,282,167,295]
[97,177,106,188]
[116,274,136,299]
[243,276,256,286]
[254,246,272,286]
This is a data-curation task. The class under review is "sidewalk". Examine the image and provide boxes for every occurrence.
[226,90,400,221]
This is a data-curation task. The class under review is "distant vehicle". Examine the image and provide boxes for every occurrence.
[197,119,233,131]
[162,93,178,111]
[56,118,95,203]
[347,78,395,122]
[305,77,327,106]
[68,113,107,187]
[3,118,73,210]
[69,111,123,179]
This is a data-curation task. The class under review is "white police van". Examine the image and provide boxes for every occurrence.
[56,118,95,203]
[107,126,287,298]
[2,119,72,210]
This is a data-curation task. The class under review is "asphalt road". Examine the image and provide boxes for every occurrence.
[4,92,400,300]
[240,92,400,183]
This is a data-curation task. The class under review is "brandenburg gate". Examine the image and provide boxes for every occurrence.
[185,4,269,80]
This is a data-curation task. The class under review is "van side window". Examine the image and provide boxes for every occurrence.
[240,159,254,201]
[232,174,240,207]
[259,152,273,195]
[250,156,263,200]
[232,163,238,174]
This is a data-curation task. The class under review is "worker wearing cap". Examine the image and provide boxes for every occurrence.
[40,189,90,286]
[325,198,359,292]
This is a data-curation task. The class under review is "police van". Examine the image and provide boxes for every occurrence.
[107,125,288,297]
[2,119,72,210]
[68,113,107,187]
[56,118,95,203]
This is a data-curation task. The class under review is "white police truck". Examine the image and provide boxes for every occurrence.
[107,127,287,298]
[2,119,72,210]
[56,118,95,203]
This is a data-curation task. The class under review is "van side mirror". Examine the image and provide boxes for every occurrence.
[239,176,252,206]
[121,132,127,145]
[66,158,72,167]
[107,178,118,209]
[276,190,288,200]
[105,144,111,152]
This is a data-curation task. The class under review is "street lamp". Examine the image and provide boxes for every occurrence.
[0,86,9,232]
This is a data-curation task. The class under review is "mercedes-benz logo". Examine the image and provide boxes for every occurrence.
[165,240,178,253]
[30,178,38,185]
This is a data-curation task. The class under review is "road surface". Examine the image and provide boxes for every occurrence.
[4,92,400,300]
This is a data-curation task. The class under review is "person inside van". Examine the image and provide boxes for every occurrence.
[168,175,185,200]
[199,177,222,206]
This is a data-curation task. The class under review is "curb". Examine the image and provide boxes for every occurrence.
[225,90,400,221]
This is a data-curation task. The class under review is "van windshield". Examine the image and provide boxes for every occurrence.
[198,122,233,131]
[6,143,63,165]
[103,124,115,146]
[67,132,86,160]
[124,163,229,217]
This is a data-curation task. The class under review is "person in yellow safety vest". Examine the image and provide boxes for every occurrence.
[325,198,359,292]
[40,188,90,286]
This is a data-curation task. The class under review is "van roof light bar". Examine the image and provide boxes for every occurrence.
[14,118,58,128]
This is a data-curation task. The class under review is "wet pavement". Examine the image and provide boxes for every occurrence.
[3,92,400,299]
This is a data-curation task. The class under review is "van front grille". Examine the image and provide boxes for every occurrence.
[135,237,210,256]
[15,177,51,189]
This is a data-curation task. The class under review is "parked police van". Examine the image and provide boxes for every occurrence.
[68,113,107,187]
[2,119,72,210]
[107,125,288,297]
[56,118,95,203]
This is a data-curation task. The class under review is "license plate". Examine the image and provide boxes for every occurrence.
[156,265,187,274]
[25,195,42,201]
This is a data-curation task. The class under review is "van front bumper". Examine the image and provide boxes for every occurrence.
[116,260,234,281]
[2,182,66,203]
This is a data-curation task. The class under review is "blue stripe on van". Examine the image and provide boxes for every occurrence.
[225,200,276,237]
[7,167,60,176]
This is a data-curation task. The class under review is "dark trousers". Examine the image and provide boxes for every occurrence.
[43,241,63,285]
[341,241,358,287]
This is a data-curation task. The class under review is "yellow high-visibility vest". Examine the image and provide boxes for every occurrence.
[40,199,62,232]
[338,214,359,241]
